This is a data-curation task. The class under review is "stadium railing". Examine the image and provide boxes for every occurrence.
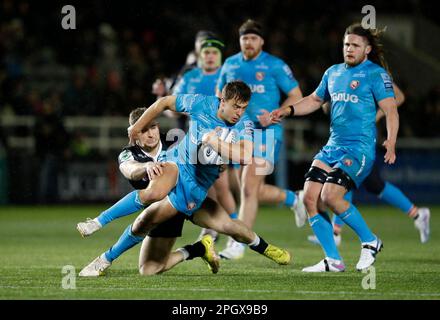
[2,114,440,156]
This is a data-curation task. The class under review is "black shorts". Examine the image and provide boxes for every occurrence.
[148,212,190,238]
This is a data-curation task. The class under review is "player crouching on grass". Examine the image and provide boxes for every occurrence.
[78,108,219,276]
[77,108,177,237]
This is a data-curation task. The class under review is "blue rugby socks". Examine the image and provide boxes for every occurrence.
[229,212,238,220]
[97,190,145,226]
[284,189,297,207]
[332,192,353,228]
[309,213,342,261]
[379,182,413,214]
[103,224,144,262]
[339,204,375,243]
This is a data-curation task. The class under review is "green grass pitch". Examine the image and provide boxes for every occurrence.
[0,205,439,300]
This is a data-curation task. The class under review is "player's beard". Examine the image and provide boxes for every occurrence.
[344,53,366,67]
[243,47,261,60]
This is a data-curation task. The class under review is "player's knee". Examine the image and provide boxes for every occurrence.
[131,222,143,237]
[303,190,319,213]
[320,190,340,210]
[139,262,164,276]
[132,217,149,237]
[139,188,165,204]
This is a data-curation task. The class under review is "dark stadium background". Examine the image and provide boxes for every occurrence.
[1,0,439,205]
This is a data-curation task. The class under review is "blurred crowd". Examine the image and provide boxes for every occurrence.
[1,0,439,138]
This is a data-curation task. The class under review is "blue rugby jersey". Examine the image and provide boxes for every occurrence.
[315,59,395,157]
[168,94,254,190]
[217,51,298,140]
[173,68,220,96]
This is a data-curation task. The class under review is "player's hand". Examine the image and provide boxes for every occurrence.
[269,108,285,124]
[383,140,396,164]
[257,109,272,127]
[202,128,221,146]
[128,125,141,146]
[145,162,165,180]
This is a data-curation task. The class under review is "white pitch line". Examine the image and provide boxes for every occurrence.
[1,285,440,297]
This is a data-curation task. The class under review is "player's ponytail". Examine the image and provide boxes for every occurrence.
[345,23,390,74]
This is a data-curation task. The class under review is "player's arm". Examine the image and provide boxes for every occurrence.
[202,132,253,165]
[376,83,405,122]
[128,95,177,145]
[270,92,324,123]
[378,97,399,164]
[259,86,303,127]
[280,86,303,109]
[258,63,303,126]
[119,160,164,181]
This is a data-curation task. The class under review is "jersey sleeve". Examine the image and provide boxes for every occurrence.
[370,68,395,102]
[273,60,299,94]
[118,148,134,165]
[175,94,205,114]
[314,68,331,102]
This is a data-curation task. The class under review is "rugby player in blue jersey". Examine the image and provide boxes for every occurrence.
[173,38,241,241]
[308,84,430,246]
[173,38,224,96]
[78,108,219,276]
[217,19,306,260]
[80,81,291,276]
[271,23,399,272]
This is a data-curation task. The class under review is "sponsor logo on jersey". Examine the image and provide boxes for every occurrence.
[355,154,366,177]
[350,80,360,90]
[328,80,335,90]
[331,92,359,103]
[353,72,366,78]
[119,150,134,162]
[343,158,353,167]
[283,65,294,79]
[259,144,266,152]
[249,84,265,93]
[187,202,196,211]
[380,73,393,90]
[255,72,265,81]
[255,63,269,70]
